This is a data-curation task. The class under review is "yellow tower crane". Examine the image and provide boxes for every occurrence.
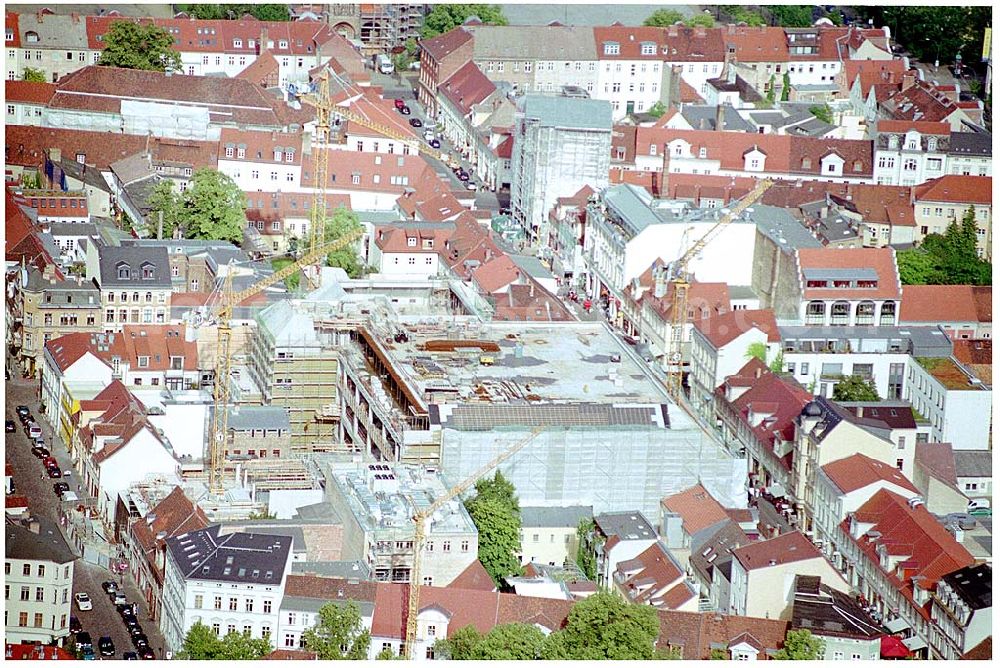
[403,428,544,658]
[206,231,363,496]
[664,178,774,399]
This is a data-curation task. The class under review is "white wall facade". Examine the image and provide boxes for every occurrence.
[3,555,75,645]
[88,429,180,520]
[594,59,666,119]
[905,361,992,450]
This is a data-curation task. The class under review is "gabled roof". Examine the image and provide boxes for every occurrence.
[448,559,496,591]
[694,308,780,349]
[723,25,789,62]
[662,484,730,537]
[732,531,822,571]
[234,49,280,87]
[130,486,210,583]
[439,61,496,116]
[914,442,958,488]
[419,26,472,61]
[881,79,966,123]
[822,453,918,495]
[912,175,992,206]
[45,332,114,373]
[283,574,377,603]
[791,574,884,640]
[844,489,974,607]
[470,253,520,295]
[4,80,57,105]
[876,119,951,135]
[797,247,901,300]
[617,542,690,608]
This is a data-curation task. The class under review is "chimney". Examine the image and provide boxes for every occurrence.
[28,520,40,534]
[901,71,915,91]
[715,104,725,131]
[668,24,678,38]
[855,406,864,418]
[661,141,671,196]
[669,65,682,107]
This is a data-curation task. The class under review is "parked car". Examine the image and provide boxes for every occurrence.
[128,624,144,638]
[74,592,93,611]
[98,637,115,657]
[117,602,134,618]
[101,581,118,595]
[42,455,57,467]
[111,592,127,606]
[19,411,32,425]
[75,631,93,651]
[46,467,62,479]
[465,182,477,191]
[32,446,50,459]
[457,171,470,182]
[123,652,139,660]
[5,419,15,432]
[81,649,96,661]
[53,482,70,496]
[429,139,441,149]
[69,616,83,634]
[409,118,422,127]
[26,421,42,439]
[132,634,149,650]
[399,105,411,115]
[394,98,406,110]
[139,648,156,660]
[15,405,30,417]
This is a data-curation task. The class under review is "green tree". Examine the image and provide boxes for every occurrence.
[897,208,991,286]
[745,341,768,363]
[179,4,225,19]
[320,206,365,277]
[576,517,598,580]
[177,168,246,243]
[684,14,715,28]
[769,352,785,374]
[217,632,272,660]
[465,496,521,587]
[646,101,667,119]
[392,38,419,72]
[22,67,46,82]
[242,4,290,21]
[774,629,825,660]
[177,622,224,659]
[375,647,401,660]
[433,625,483,660]
[97,21,182,72]
[851,7,990,69]
[271,257,302,291]
[302,601,370,659]
[824,11,844,26]
[470,623,546,660]
[766,5,815,27]
[147,180,181,239]
[421,5,507,39]
[643,9,684,27]
[832,375,881,402]
[809,103,833,124]
[540,591,660,660]
[781,71,791,101]
[710,647,731,659]
[765,74,776,105]
[721,6,767,27]
[473,470,518,512]
[896,248,944,285]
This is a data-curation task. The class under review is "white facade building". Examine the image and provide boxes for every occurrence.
[4,519,76,645]
[905,357,992,451]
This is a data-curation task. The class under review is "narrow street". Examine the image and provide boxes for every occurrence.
[5,359,165,659]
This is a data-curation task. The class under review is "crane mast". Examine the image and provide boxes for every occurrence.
[403,428,544,658]
[665,178,774,399]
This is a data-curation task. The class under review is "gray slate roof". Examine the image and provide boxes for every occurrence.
[291,560,370,579]
[594,511,656,541]
[522,505,593,528]
[111,153,157,186]
[227,406,291,432]
[521,95,613,131]
[953,451,992,478]
[97,244,172,288]
[166,525,292,584]
[6,518,76,564]
[465,24,598,61]
[46,222,98,238]
[948,131,992,156]
[17,13,90,49]
[681,105,755,133]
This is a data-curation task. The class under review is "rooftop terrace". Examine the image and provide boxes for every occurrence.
[916,357,988,391]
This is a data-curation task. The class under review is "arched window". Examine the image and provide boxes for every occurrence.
[806,301,826,325]
[855,301,875,326]
[880,301,896,325]
[831,301,850,325]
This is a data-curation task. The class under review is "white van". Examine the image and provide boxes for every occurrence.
[61,491,79,504]
[377,54,394,75]
[27,422,42,439]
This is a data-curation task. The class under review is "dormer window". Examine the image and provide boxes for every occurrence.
[407,236,417,247]
[604,42,620,56]
[25,31,39,43]
[237,145,246,159]
[273,149,282,162]
[117,263,131,280]
[888,135,899,149]
[927,137,937,151]
[279,40,288,49]
[138,356,149,368]
[284,150,294,163]
[141,263,154,279]
[225,145,234,158]
[801,157,812,169]
[640,42,656,56]
[233,39,243,48]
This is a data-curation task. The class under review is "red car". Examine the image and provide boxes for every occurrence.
[42,456,58,469]
[393,98,405,110]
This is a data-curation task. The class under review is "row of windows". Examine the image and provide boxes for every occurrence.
[104,308,166,324]
[5,563,70,578]
[107,291,165,303]
[193,594,272,613]
[224,146,296,162]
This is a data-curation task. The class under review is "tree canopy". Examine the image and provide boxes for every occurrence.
[146,180,182,239]
[575,518,597,580]
[685,14,715,29]
[421,5,507,39]
[897,207,991,285]
[832,375,881,402]
[178,4,291,21]
[851,6,991,67]
[433,625,483,660]
[765,6,815,28]
[175,169,246,243]
[721,6,767,27]
[97,21,182,72]
[465,472,522,587]
[774,629,825,660]
[541,591,660,659]
[22,67,46,82]
[301,601,370,660]
[643,9,684,27]
[177,623,271,660]
[471,623,547,660]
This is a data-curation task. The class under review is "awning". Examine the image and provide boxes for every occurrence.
[885,618,910,633]
[766,483,785,497]
[902,636,928,651]
[880,635,912,659]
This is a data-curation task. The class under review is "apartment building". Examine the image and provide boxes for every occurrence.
[4,81,56,125]
[900,285,992,340]
[225,406,292,461]
[160,526,294,654]
[216,128,304,193]
[85,243,172,332]
[912,175,992,260]
[510,95,612,247]
[590,511,658,587]
[929,564,992,660]
[794,247,901,327]
[277,576,376,651]
[327,463,478,586]
[519,506,593,567]
[416,28,474,118]
[872,120,952,186]
[905,356,992,451]
[4,518,77,645]
[946,131,992,178]
[9,11,99,83]
[789,575,884,660]
[612,542,698,612]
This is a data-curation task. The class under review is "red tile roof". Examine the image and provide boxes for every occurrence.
[822,453,919,495]
[374,226,454,253]
[5,643,76,660]
[844,59,907,96]
[111,325,198,372]
[5,495,30,509]
[594,26,669,60]
[284,574,377,603]
[639,279,731,324]
[219,127,304,166]
[471,254,520,294]
[912,175,992,206]
[616,542,687,608]
[414,191,464,222]
[901,285,990,324]
[880,79,965,123]
[797,247,901,300]
[732,531,822,571]
[6,11,21,48]
[234,49,280,88]
[828,184,914,228]
[448,559,496,591]
[963,636,992,660]
[875,120,951,135]
[723,25,789,62]
[45,332,113,373]
[493,282,575,323]
[495,134,513,159]
[130,486,210,584]
[302,148,433,195]
[694,309,780,349]
[4,80,57,105]
[439,61,496,116]
[914,442,957,488]
[340,90,419,141]
[419,26,472,62]
[844,489,974,613]
[662,483,731,536]
[952,339,991,366]
[5,124,218,171]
